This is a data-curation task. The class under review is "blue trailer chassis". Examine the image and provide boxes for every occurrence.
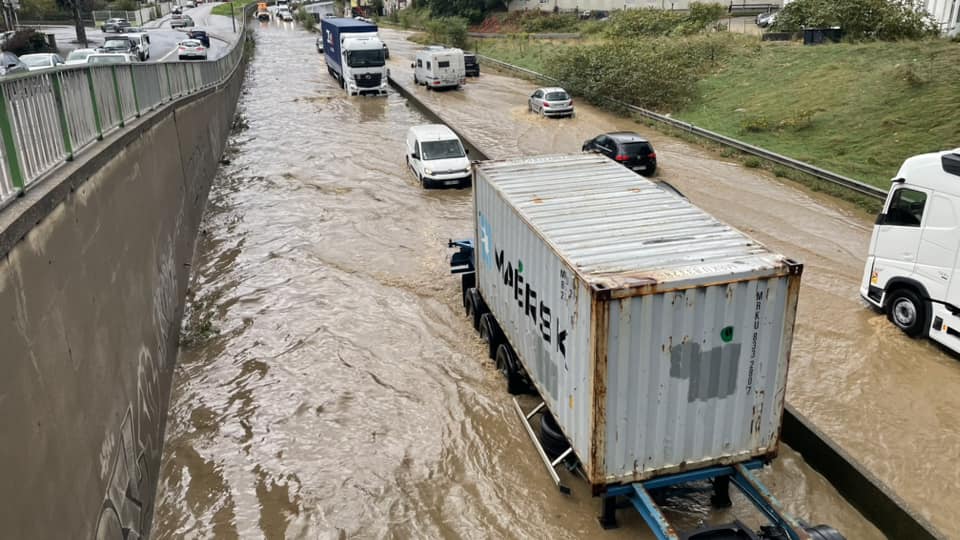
[448,239,844,540]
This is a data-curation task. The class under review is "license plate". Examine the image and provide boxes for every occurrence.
[632,165,647,171]
[445,180,459,185]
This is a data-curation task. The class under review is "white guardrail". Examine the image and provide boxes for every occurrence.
[0,6,252,208]
[477,54,888,201]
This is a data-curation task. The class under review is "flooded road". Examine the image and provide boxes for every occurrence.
[381,28,959,537]
[152,22,882,538]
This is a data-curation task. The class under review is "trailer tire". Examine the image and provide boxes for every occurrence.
[495,344,525,395]
[802,525,845,540]
[479,313,503,360]
[885,287,927,338]
[539,412,570,460]
[460,273,476,309]
[465,288,486,330]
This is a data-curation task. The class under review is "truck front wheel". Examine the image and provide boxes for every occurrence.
[886,288,927,337]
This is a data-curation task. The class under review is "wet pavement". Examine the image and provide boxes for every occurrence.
[153,22,895,539]
[380,27,959,537]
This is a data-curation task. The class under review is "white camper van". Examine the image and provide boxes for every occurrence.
[412,46,465,90]
[861,148,960,354]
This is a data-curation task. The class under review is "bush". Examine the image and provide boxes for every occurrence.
[743,157,761,168]
[604,3,725,39]
[399,7,431,29]
[546,35,733,111]
[772,0,937,40]
[516,12,580,33]
[425,16,468,48]
[295,6,316,31]
[1,30,52,55]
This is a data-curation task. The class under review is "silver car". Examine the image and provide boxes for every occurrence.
[0,51,28,76]
[177,39,207,60]
[20,53,65,71]
[528,87,574,118]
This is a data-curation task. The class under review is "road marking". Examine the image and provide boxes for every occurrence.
[159,46,180,62]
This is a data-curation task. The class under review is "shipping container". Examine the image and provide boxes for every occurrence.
[473,154,803,489]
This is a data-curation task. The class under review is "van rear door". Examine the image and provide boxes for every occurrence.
[873,185,929,281]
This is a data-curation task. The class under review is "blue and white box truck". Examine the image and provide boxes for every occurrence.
[320,18,388,96]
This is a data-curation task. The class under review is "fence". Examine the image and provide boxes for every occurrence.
[0,5,252,208]
[477,54,888,200]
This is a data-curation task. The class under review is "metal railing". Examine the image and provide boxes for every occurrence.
[0,6,252,208]
[477,54,888,200]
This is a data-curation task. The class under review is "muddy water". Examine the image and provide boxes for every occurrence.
[152,23,884,539]
[382,28,959,537]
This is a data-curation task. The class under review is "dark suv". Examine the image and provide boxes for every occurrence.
[187,29,210,47]
[464,53,479,77]
[582,131,657,176]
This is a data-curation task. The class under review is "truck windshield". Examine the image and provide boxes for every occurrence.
[346,49,385,67]
[421,139,465,160]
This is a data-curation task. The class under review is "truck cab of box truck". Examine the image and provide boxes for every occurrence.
[412,47,466,89]
[320,18,388,96]
[861,148,960,354]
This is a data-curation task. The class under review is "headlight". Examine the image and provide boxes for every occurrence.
[424,168,433,175]
[463,168,470,174]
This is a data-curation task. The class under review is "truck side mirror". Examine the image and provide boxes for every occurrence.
[411,152,419,160]
[465,148,469,155]
[410,62,415,68]
[875,213,887,225]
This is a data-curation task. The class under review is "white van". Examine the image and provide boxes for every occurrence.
[412,47,465,90]
[125,32,151,61]
[405,124,471,188]
[861,148,960,354]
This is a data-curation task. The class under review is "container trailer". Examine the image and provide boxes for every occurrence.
[448,153,844,540]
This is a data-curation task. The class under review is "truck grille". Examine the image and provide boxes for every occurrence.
[354,73,382,88]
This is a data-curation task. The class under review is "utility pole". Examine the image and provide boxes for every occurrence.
[231,0,236,32]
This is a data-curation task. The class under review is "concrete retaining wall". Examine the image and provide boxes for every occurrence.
[0,52,246,539]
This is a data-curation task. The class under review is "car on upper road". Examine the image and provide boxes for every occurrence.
[582,132,657,176]
[177,39,207,60]
[756,11,778,27]
[185,0,196,7]
[278,9,294,21]
[101,18,131,33]
[65,48,98,65]
[86,53,137,65]
[171,5,183,14]
[20,53,65,71]
[171,14,195,28]
[186,29,210,47]
[0,51,29,76]
[464,52,479,76]
[99,37,138,57]
[406,124,472,189]
[528,87,574,118]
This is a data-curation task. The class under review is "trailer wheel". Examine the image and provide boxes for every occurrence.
[803,525,846,540]
[479,313,502,360]
[460,273,476,309]
[885,288,927,338]
[495,344,525,395]
[465,288,486,330]
[539,412,571,461]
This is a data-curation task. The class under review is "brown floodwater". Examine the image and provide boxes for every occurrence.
[380,28,960,537]
[152,22,895,539]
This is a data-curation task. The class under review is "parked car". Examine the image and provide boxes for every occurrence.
[405,124,471,188]
[528,87,574,118]
[171,5,183,14]
[101,18,131,33]
[178,39,207,60]
[171,14,194,28]
[100,37,137,56]
[186,29,210,47]
[582,132,657,176]
[756,11,777,28]
[464,52,479,77]
[0,51,29,76]
[65,48,98,65]
[20,53,65,71]
[86,53,137,65]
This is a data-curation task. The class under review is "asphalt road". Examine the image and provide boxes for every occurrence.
[41,2,241,62]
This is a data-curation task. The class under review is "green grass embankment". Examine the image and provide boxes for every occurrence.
[471,36,960,189]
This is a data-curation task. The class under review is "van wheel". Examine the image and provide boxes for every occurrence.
[495,344,526,395]
[886,288,927,337]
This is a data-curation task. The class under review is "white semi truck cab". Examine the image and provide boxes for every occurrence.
[861,148,960,353]
[320,18,388,96]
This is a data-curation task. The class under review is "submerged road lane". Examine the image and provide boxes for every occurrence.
[152,22,882,538]
[381,28,958,536]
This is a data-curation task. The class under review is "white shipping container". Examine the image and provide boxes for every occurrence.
[473,154,803,488]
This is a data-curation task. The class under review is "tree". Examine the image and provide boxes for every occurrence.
[55,0,91,46]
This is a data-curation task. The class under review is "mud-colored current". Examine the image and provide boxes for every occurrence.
[152,22,915,539]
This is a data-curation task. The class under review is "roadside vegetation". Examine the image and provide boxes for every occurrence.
[211,0,249,17]
[405,1,958,189]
